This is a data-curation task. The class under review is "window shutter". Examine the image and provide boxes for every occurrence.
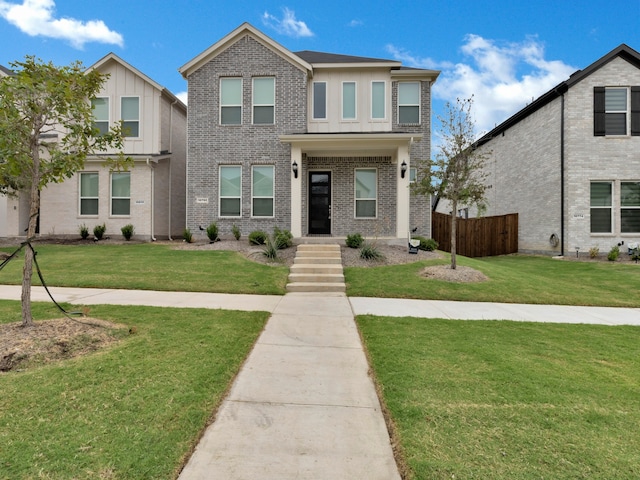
[593,87,606,136]
[631,86,640,136]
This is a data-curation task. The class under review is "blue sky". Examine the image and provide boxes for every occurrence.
[1,0,639,137]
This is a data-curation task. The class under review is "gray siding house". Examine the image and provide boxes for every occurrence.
[462,44,640,255]
[179,23,439,241]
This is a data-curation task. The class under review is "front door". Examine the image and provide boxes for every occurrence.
[309,171,331,234]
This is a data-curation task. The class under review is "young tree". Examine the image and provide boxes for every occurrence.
[0,56,131,326]
[414,96,490,269]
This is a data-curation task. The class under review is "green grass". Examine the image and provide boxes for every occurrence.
[357,315,640,479]
[346,253,640,307]
[0,300,269,479]
[0,243,289,295]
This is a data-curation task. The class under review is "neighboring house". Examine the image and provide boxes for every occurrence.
[5,53,187,241]
[179,23,439,241]
[0,64,15,238]
[442,44,640,255]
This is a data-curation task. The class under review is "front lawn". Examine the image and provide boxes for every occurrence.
[0,300,268,479]
[358,315,640,479]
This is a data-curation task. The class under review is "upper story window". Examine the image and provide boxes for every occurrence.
[253,77,275,125]
[91,97,109,135]
[121,97,139,137]
[79,172,99,216]
[398,82,420,124]
[220,78,242,125]
[594,86,640,136]
[371,81,385,120]
[342,82,356,120]
[313,82,326,120]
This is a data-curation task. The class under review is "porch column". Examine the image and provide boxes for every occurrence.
[290,146,302,237]
[396,144,410,240]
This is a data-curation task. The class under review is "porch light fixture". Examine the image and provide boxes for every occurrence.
[292,161,299,178]
[400,160,407,178]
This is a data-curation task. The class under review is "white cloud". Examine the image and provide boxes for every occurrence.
[261,8,313,38]
[390,35,576,135]
[0,0,123,49]
[348,19,363,27]
[176,91,188,105]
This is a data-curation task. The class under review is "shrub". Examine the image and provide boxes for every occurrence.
[231,224,241,241]
[413,236,439,251]
[589,246,600,259]
[121,224,135,241]
[206,222,218,242]
[262,235,279,260]
[248,230,267,245]
[93,223,106,241]
[632,247,640,263]
[346,233,364,249]
[273,226,293,249]
[79,224,89,240]
[183,228,193,243]
[607,245,620,262]
[360,242,383,260]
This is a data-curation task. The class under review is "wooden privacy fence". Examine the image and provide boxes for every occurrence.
[431,212,518,258]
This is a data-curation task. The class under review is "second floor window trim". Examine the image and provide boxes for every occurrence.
[91,96,109,136]
[342,81,356,120]
[121,96,140,138]
[594,86,640,136]
[398,82,420,124]
[371,81,386,120]
[220,77,242,125]
[252,77,275,125]
[313,82,327,120]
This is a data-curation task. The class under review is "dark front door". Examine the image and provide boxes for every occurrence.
[309,171,331,234]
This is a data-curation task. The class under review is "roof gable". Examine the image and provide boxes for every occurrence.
[179,22,312,78]
[476,44,640,146]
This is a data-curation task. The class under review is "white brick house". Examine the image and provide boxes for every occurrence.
[179,23,439,240]
[2,54,187,241]
[455,44,640,255]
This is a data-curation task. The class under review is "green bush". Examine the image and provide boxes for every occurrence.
[206,222,219,242]
[346,233,364,249]
[183,228,193,244]
[79,224,89,240]
[248,230,267,245]
[631,247,640,263]
[589,246,600,259]
[360,242,383,260]
[262,235,279,260]
[273,226,293,249]
[231,224,241,241]
[93,223,106,241]
[607,245,620,262]
[413,236,439,251]
[121,224,135,241]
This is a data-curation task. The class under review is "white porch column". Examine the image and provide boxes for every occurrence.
[396,144,410,240]
[290,146,302,237]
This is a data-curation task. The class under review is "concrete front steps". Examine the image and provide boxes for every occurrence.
[287,244,346,293]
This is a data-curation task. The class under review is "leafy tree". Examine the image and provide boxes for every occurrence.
[414,96,490,269]
[0,56,131,326]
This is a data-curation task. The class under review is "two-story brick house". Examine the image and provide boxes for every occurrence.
[452,44,640,255]
[31,53,187,241]
[179,23,439,241]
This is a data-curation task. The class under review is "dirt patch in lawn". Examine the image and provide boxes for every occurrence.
[0,317,127,373]
[420,264,489,283]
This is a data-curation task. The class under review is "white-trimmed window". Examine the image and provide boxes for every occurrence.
[621,181,640,233]
[252,165,274,217]
[355,168,377,218]
[111,172,130,216]
[219,166,241,217]
[253,77,275,124]
[342,82,356,120]
[398,82,420,124]
[121,97,139,137]
[605,88,627,135]
[590,181,612,233]
[594,87,640,136]
[409,167,417,183]
[91,97,109,135]
[79,172,99,216]
[220,78,242,125]
[371,81,385,120]
[313,82,326,119]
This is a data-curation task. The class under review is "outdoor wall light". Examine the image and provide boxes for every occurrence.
[400,160,407,179]
[292,160,298,178]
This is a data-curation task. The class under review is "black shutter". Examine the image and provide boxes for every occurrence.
[631,86,640,136]
[593,87,606,136]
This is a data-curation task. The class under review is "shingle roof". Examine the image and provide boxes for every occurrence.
[475,43,640,147]
[294,50,398,64]
[0,65,13,76]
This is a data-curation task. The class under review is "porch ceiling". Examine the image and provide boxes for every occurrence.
[279,132,421,157]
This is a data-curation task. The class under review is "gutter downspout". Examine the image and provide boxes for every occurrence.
[559,90,565,256]
[147,158,156,241]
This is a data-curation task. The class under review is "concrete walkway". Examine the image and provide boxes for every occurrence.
[1,285,639,479]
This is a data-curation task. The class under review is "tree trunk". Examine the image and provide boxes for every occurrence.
[21,142,40,327]
[450,199,458,270]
